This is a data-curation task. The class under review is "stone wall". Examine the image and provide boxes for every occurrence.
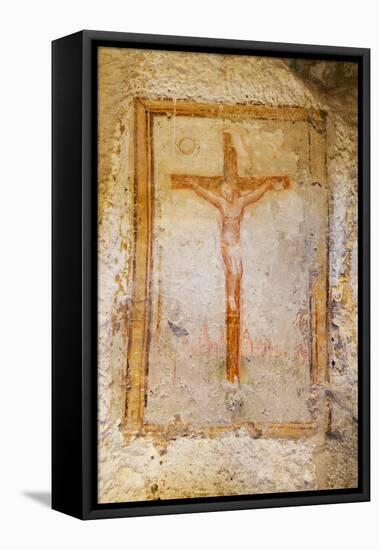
[98,48,358,503]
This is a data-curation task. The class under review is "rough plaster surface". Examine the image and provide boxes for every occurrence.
[98,48,358,503]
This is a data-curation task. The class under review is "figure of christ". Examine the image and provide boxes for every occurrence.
[171,131,290,383]
[180,177,290,379]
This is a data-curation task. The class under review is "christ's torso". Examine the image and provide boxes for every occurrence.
[219,198,244,246]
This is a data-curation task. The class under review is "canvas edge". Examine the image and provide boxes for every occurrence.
[52,31,85,520]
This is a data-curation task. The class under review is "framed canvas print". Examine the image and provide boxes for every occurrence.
[52,30,370,519]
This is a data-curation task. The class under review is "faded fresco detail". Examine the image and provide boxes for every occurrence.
[98,48,358,503]
[146,114,324,428]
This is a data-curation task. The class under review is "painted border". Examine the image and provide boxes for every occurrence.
[125,98,328,439]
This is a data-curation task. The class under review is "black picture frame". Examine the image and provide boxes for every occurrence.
[52,30,370,520]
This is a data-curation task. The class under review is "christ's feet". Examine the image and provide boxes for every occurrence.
[228,296,237,311]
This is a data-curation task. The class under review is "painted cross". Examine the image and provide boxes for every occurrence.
[171,132,290,383]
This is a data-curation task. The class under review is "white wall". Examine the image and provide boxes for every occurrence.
[0,1,376,548]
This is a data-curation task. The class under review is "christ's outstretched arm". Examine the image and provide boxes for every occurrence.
[239,177,290,209]
[182,178,222,209]
[239,181,272,209]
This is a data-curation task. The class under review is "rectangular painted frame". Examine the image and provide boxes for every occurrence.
[52,30,370,519]
[127,98,328,439]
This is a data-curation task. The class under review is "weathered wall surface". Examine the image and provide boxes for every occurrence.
[98,48,358,503]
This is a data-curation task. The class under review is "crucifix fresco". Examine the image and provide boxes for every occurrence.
[171,132,290,383]
[125,98,328,434]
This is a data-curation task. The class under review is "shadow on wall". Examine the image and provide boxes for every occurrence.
[22,491,51,508]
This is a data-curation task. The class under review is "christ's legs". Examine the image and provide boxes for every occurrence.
[221,243,243,311]
[221,242,242,383]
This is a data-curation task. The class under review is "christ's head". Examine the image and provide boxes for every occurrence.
[220,183,239,202]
